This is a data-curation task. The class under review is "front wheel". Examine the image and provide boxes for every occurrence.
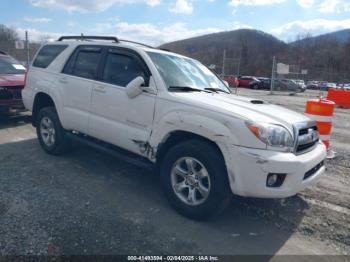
[161,140,232,220]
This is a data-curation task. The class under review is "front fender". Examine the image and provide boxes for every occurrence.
[150,110,238,148]
[149,109,240,192]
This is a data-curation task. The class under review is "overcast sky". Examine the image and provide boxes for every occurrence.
[2,0,350,45]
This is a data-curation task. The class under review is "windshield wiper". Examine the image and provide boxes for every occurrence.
[169,86,207,92]
[204,87,230,94]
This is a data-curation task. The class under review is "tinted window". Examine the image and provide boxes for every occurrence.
[0,56,26,74]
[102,52,146,87]
[33,45,67,68]
[71,50,101,80]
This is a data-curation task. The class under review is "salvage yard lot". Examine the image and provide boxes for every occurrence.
[0,89,349,257]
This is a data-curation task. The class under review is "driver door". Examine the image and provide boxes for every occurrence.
[89,47,157,155]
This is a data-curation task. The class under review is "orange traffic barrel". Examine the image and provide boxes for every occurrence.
[305,98,335,150]
[327,88,350,109]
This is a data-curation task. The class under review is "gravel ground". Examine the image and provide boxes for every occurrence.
[0,89,349,259]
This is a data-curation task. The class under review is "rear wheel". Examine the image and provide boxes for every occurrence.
[161,140,232,220]
[36,107,71,155]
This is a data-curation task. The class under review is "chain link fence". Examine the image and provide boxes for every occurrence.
[271,57,350,94]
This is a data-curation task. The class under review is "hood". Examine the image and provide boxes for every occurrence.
[0,74,25,87]
[171,92,310,131]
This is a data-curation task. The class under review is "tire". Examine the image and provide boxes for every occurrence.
[252,84,259,90]
[36,107,71,155]
[160,139,232,220]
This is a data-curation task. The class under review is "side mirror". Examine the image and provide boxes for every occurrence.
[126,76,145,98]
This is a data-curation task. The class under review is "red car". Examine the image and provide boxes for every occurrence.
[0,51,26,113]
[223,75,239,87]
[238,76,260,88]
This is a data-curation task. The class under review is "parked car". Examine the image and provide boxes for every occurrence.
[319,82,337,91]
[335,83,350,90]
[257,77,271,89]
[0,51,26,113]
[306,81,320,90]
[294,79,306,92]
[23,36,326,219]
[238,76,261,88]
[249,79,262,90]
[273,79,299,92]
[339,83,350,90]
[223,75,239,87]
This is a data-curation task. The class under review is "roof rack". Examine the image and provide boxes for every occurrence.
[119,39,155,49]
[57,35,119,43]
[56,35,166,51]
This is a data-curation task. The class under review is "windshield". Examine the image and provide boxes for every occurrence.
[147,51,229,92]
[0,56,26,74]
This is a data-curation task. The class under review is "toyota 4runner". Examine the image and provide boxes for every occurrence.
[22,36,326,219]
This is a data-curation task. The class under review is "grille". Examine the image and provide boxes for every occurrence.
[295,122,319,154]
[0,86,23,100]
[299,125,317,136]
[304,161,324,180]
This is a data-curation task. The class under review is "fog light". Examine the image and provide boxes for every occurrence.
[266,173,286,187]
[267,174,278,186]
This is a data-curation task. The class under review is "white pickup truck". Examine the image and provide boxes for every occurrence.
[22,36,326,219]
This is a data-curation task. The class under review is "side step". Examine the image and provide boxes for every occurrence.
[66,133,154,171]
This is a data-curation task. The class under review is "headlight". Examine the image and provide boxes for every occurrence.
[245,121,294,151]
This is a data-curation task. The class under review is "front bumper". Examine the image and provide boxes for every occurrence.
[0,100,24,111]
[226,141,327,198]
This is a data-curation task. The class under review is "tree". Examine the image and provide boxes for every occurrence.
[0,24,19,54]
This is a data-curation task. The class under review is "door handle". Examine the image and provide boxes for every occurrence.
[94,86,106,93]
[58,78,68,84]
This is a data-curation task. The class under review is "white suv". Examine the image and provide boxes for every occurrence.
[22,36,326,219]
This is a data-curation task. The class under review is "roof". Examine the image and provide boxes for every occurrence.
[47,35,189,59]
[56,35,160,52]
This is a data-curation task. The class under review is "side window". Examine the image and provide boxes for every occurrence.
[33,45,67,68]
[72,51,101,80]
[63,47,102,80]
[102,52,146,87]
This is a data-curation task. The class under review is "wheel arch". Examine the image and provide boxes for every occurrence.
[32,92,56,127]
[156,130,227,170]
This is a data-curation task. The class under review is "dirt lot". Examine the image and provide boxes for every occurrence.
[0,89,349,258]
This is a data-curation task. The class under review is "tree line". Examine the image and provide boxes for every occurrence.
[161,29,350,83]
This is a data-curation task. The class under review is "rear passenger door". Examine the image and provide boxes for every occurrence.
[89,47,157,155]
[60,46,103,133]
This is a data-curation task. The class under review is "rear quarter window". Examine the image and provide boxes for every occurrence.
[33,45,68,68]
